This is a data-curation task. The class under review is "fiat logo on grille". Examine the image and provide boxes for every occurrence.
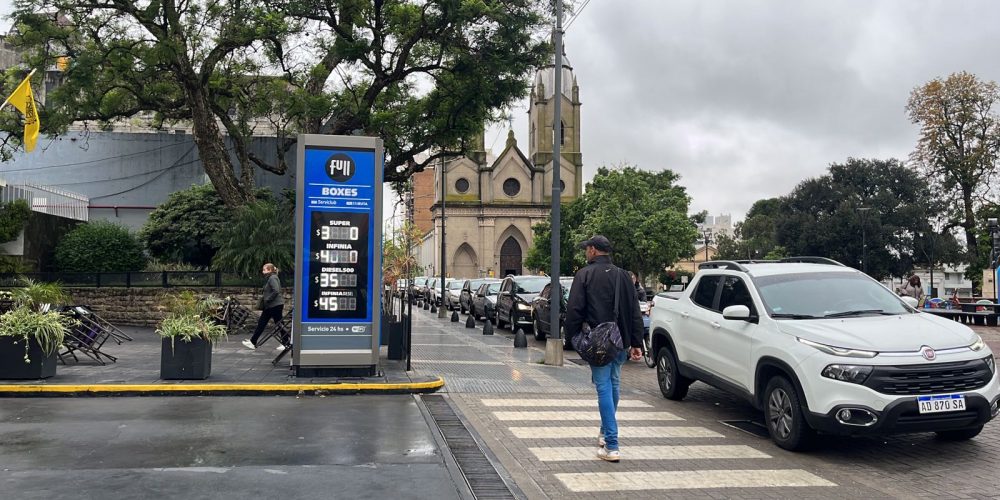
[920,345,936,361]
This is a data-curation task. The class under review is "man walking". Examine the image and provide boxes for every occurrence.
[564,235,644,462]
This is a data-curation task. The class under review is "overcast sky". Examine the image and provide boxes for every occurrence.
[5,1,1000,222]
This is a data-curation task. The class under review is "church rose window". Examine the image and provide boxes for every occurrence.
[559,180,566,192]
[455,178,470,193]
[503,178,521,197]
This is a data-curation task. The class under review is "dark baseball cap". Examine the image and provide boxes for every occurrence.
[579,235,612,252]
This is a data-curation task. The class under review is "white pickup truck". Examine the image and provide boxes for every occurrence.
[649,258,999,450]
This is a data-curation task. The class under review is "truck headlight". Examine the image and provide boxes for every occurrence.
[985,355,996,376]
[821,364,873,384]
[517,302,532,311]
[797,338,878,358]
[970,335,986,352]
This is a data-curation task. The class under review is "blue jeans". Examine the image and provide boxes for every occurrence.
[591,350,628,450]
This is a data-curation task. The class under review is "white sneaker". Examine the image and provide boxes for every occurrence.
[597,447,620,462]
[598,435,606,448]
[242,339,256,350]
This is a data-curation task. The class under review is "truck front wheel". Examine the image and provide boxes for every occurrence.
[656,346,691,400]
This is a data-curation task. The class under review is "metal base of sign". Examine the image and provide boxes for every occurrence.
[295,365,376,378]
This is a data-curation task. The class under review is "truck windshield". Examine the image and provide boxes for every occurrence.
[754,272,912,319]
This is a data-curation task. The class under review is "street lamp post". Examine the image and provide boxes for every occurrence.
[544,0,564,366]
[703,228,713,263]
[857,207,871,274]
[989,218,999,302]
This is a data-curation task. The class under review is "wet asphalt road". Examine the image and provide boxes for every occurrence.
[0,395,462,499]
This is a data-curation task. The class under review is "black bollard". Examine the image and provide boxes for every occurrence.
[430,303,437,314]
[483,320,494,335]
[451,310,460,322]
[513,328,528,348]
[465,314,476,329]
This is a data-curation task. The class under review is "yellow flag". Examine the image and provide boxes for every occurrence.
[5,73,40,152]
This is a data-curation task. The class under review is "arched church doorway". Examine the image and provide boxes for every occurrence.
[499,237,522,277]
[453,244,477,278]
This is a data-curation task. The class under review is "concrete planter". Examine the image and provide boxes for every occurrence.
[160,337,212,380]
[0,336,57,380]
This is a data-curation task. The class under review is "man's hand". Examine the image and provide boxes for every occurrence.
[629,347,642,361]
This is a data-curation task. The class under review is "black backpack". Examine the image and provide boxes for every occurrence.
[572,267,625,366]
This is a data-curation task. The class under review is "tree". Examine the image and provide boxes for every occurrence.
[4,1,551,206]
[212,200,294,277]
[0,199,30,243]
[716,198,783,260]
[139,185,230,268]
[907,72,1000,262]
[54,221,146,272]
[773,158,946,280]
[523,200,584,275]
[572,166,698,279]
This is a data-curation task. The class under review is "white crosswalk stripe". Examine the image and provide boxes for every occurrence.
[492,410,682,421]
[530,445,770,461]
[480,398,653,408]
[554,470,836,492]
[476,396,839,493]
[508,426,723,439]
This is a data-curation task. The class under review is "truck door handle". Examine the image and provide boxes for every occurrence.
[680,312,689,318]
[710,322,721,329]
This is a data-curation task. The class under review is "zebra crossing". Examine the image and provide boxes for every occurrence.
[475,397,837,495]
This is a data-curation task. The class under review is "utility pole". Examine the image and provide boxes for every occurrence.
[858,207,871,274]
[703,228,713,263]
[439,160,447,318]
[544,0,564,366]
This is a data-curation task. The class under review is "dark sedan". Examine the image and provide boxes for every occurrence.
[495,275,549,332]
[531,277,573,343]
[460,278,500,314]
[471,281,502,321]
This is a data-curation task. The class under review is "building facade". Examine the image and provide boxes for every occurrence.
[415,53,584,279]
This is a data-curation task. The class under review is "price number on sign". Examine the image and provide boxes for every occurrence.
[314,297,358,311]
[317,226,360,241]
[316,250,359,264]
[314,273,358,288]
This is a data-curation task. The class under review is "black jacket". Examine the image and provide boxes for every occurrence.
[564,255,644,349]
[261,273,284,309]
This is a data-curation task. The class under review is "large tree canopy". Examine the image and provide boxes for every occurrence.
[2,0,551,206]
[907,71,1000,262]
[526,166,698,279]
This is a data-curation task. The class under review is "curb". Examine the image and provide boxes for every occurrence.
[0,377,446,397]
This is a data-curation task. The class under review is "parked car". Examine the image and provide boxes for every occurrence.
[461,278,500,314]
[411,277,428,299]
[649,258,1000,451]
[444,279,466,310]
[471,281,503,321]
[495,275,550,332]
[428,277,453,306]
[395,279,409,298]
[531,277,574,343]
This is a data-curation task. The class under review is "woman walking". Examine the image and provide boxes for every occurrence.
[243,263,284,350]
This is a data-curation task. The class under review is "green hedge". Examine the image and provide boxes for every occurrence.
[55,221,147,272]
[0,199,30,243]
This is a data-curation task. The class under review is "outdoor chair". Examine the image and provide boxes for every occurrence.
[251,307,293,366]
[219,297,253,336]
[58,306,118,365]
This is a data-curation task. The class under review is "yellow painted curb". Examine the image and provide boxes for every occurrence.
[0,376,445,394]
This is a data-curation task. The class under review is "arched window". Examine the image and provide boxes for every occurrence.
[560,120,566,146]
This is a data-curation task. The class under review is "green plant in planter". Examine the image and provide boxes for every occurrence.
[0,306,75,363]
[11,279,69,312]
[157,292,227,349]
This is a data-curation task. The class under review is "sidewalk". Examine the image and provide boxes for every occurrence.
[0,326,442,396]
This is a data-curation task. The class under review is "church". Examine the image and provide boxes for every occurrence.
[413,52,583,279]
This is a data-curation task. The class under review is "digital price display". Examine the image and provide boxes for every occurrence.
[293,135,383,375]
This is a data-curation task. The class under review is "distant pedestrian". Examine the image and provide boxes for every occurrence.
[896,275,925,302]
[565,235,644,463]
[630,271,646,301]
[244,263,284,351]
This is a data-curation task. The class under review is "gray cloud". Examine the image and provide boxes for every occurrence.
[487,0,1000,220]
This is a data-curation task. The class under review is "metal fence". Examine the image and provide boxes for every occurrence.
[0,271,294,288]
[0,181,89,222]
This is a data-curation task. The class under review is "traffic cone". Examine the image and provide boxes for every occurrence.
[451,310,459,322]
[483,320,494,335]
[514,328,528,348]
[465,315,475,328]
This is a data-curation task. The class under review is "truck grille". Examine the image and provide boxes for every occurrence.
[864,359,991,395]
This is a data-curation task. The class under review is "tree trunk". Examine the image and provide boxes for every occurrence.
[962,186,979,260]
[187,88,253,208]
